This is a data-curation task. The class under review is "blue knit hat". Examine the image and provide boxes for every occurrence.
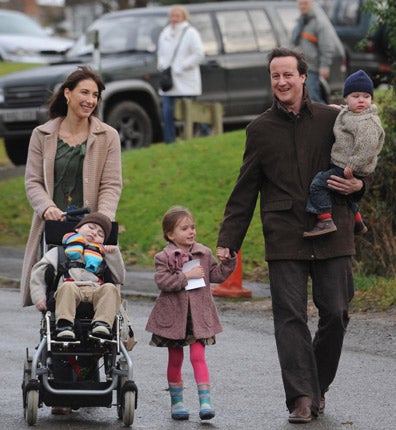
[343,69,373,98]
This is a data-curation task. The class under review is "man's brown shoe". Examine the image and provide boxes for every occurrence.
[288,396,312,423]
[303,218,337,238]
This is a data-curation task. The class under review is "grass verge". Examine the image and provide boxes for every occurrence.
[0,138,12,167]
[0,125,394,313]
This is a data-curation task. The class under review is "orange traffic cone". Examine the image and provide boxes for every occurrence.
[211,250,252,298]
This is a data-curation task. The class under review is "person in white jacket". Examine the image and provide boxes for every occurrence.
[157,5,205,143]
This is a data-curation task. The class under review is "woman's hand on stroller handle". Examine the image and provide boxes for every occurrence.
[43,206,64,221]
[61,207,91,218]
[35,298,47,312]
[44,206,91,222]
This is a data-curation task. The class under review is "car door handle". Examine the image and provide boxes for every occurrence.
[205,60,221,68]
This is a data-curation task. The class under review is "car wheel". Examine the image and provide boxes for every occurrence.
[106,101,153,150]
[4,137,29,165]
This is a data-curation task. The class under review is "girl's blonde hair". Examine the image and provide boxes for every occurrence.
[162,206,194,241]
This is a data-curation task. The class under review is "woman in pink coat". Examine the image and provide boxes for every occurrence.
[21,66,122,309]
[21,68,122,305]
[146,206,236,421]
[21,67,123,416]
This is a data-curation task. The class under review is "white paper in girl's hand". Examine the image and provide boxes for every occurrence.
[183,259,205,290]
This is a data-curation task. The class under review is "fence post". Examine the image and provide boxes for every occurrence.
[174,98,223,139]
[181,98,194,140]
[211,102,223,135]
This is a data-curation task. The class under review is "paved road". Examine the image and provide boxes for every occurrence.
[1,287,395,429]
[0,228,394,429]
[1,155,395,429]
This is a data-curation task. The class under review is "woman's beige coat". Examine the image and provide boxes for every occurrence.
[21,116,122,306]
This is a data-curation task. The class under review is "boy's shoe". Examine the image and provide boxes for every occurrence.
[354,220,368,235]
[55,321,75,340]
[303,218,337,238]
[56,329,75,340]
[92,321,112,339]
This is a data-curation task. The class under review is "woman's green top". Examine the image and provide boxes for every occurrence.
[53,138,86,211]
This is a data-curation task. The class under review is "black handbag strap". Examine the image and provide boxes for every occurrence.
[169,25,190,66]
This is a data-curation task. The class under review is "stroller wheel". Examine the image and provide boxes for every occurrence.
[22,354,38,426]
[25,390,39,426]
[122,391,135,427]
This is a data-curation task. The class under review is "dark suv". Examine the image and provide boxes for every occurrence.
[0,1,346,165]
[317,0,392,86]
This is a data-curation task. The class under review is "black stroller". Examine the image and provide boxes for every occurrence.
[22,208,138,426]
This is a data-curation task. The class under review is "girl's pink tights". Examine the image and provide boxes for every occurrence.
[167,342,210,384]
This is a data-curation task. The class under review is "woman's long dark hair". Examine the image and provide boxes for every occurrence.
[47,66,105,119]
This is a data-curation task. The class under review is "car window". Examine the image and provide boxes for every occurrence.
[334,1,360,26]
[190,13,219,56]
[67,14,167,56]
[216,10,258,53]
[316,0,338,20]
[273,5,301,41]
[249,9,277,51]
[0,13,47,36]
[317,0,361,26]
[135,16,168,52]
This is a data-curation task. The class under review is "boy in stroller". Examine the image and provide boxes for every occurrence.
[30,212,124,340]
[23,211,137,426]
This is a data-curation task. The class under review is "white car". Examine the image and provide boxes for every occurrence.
[0,9,73,63]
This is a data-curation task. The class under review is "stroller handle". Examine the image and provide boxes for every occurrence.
[61,207,91,219]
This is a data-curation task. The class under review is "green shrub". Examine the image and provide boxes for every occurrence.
[355,88,396,276]
[352,274,396,312]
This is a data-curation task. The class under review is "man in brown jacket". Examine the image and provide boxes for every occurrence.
[216,48,367,424]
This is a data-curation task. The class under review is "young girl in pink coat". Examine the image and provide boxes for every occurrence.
[146,206,236,421]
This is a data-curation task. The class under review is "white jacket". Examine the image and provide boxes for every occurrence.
[157,21,204,96]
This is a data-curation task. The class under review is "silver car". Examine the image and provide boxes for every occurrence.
[0,9,72,64]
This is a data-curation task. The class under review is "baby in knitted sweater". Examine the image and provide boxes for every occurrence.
[303,69,385,238]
